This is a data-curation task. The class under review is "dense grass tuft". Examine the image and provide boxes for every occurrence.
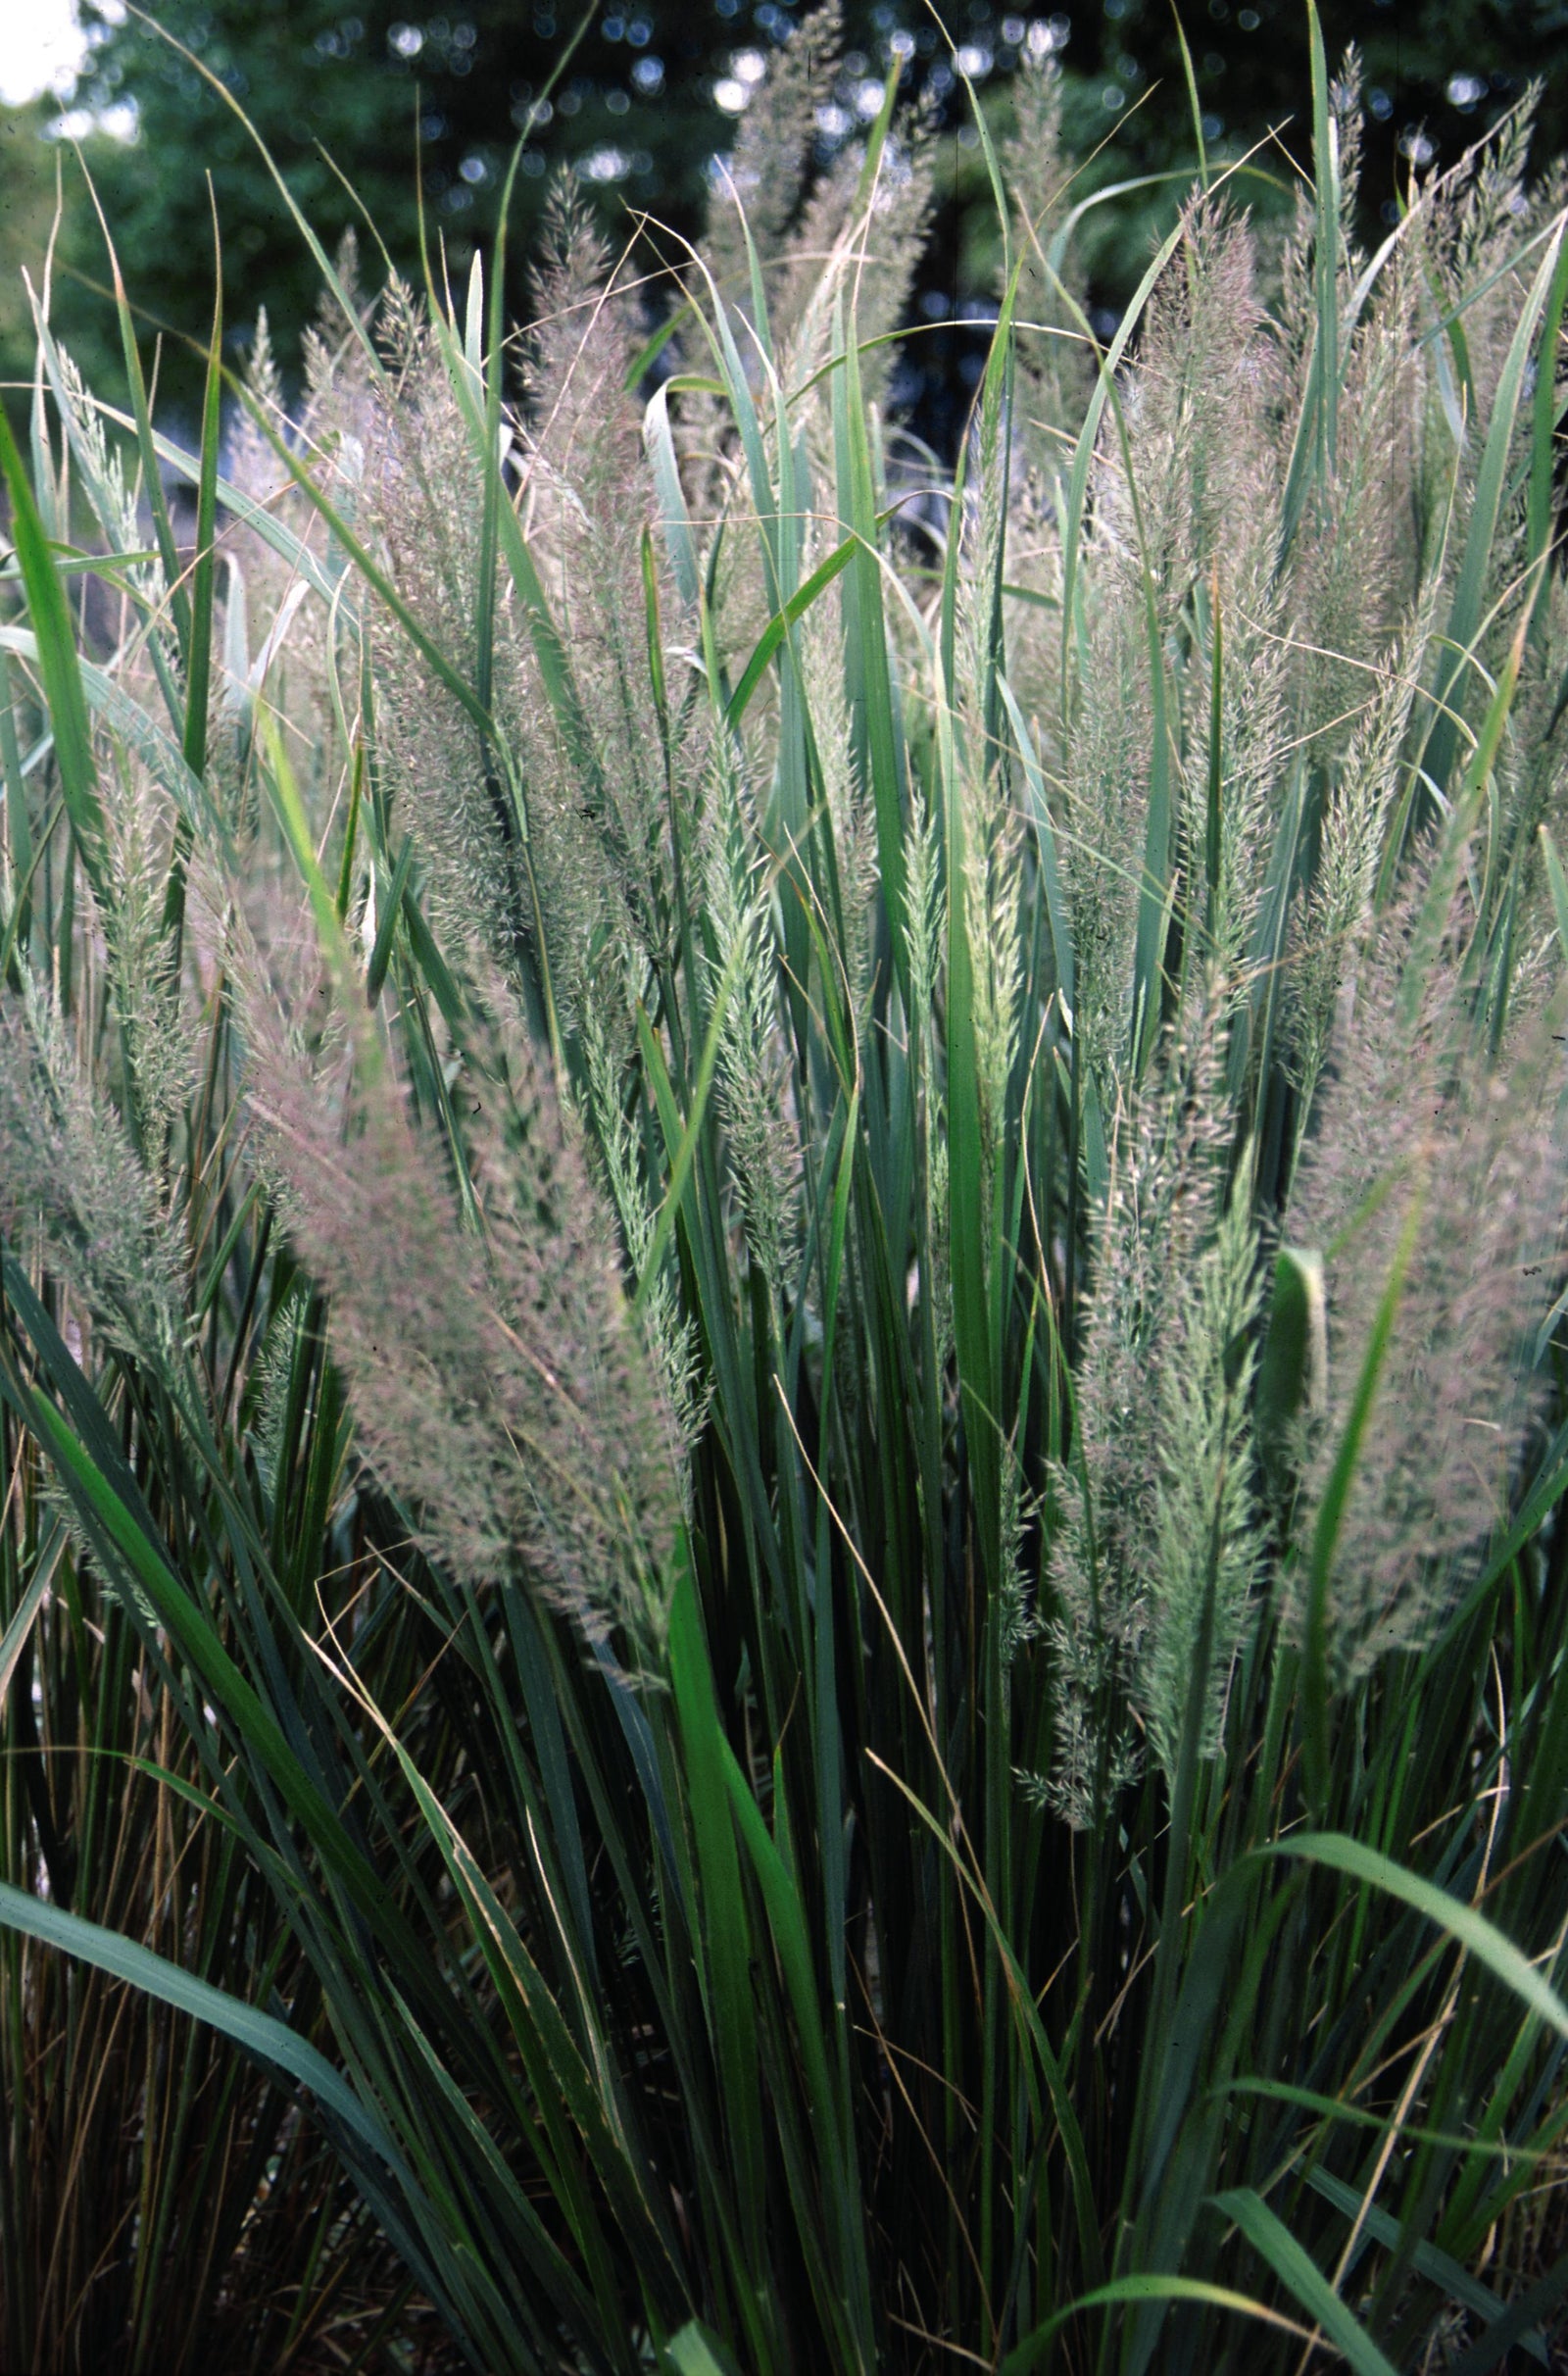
[2,11,1568,2369]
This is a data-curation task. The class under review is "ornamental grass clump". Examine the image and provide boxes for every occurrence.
[2,10,1568,2370]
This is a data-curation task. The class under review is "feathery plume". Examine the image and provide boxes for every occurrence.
[582,999,709,1473]
[1037,1000,1242,1822]
[1285,886,1568,1680]
[0,983,184,1379]
[1141,1176,1262,1782]
[704,743,797,1289]
[702,4,845,318]
[1285,597,1435,1115]
[242,979,683,1660]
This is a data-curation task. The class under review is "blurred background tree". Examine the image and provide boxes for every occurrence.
[0,0,1563,435]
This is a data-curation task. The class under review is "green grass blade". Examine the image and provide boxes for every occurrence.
[725,535,857,731]
[665,1562,771,2317]
[1526,215,1568,638]
[0,1880,406,2182]
[1422,221,1565,801]
[1208,2188,1397,2376]
[0,407,110,909]
[0,1525,65,1702]
[1002,2274,1317,2372]
[1264,1835,1568,2038]
[1302,2167,1549,2363]
[644,380,702,612]
[180,201,223,785]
